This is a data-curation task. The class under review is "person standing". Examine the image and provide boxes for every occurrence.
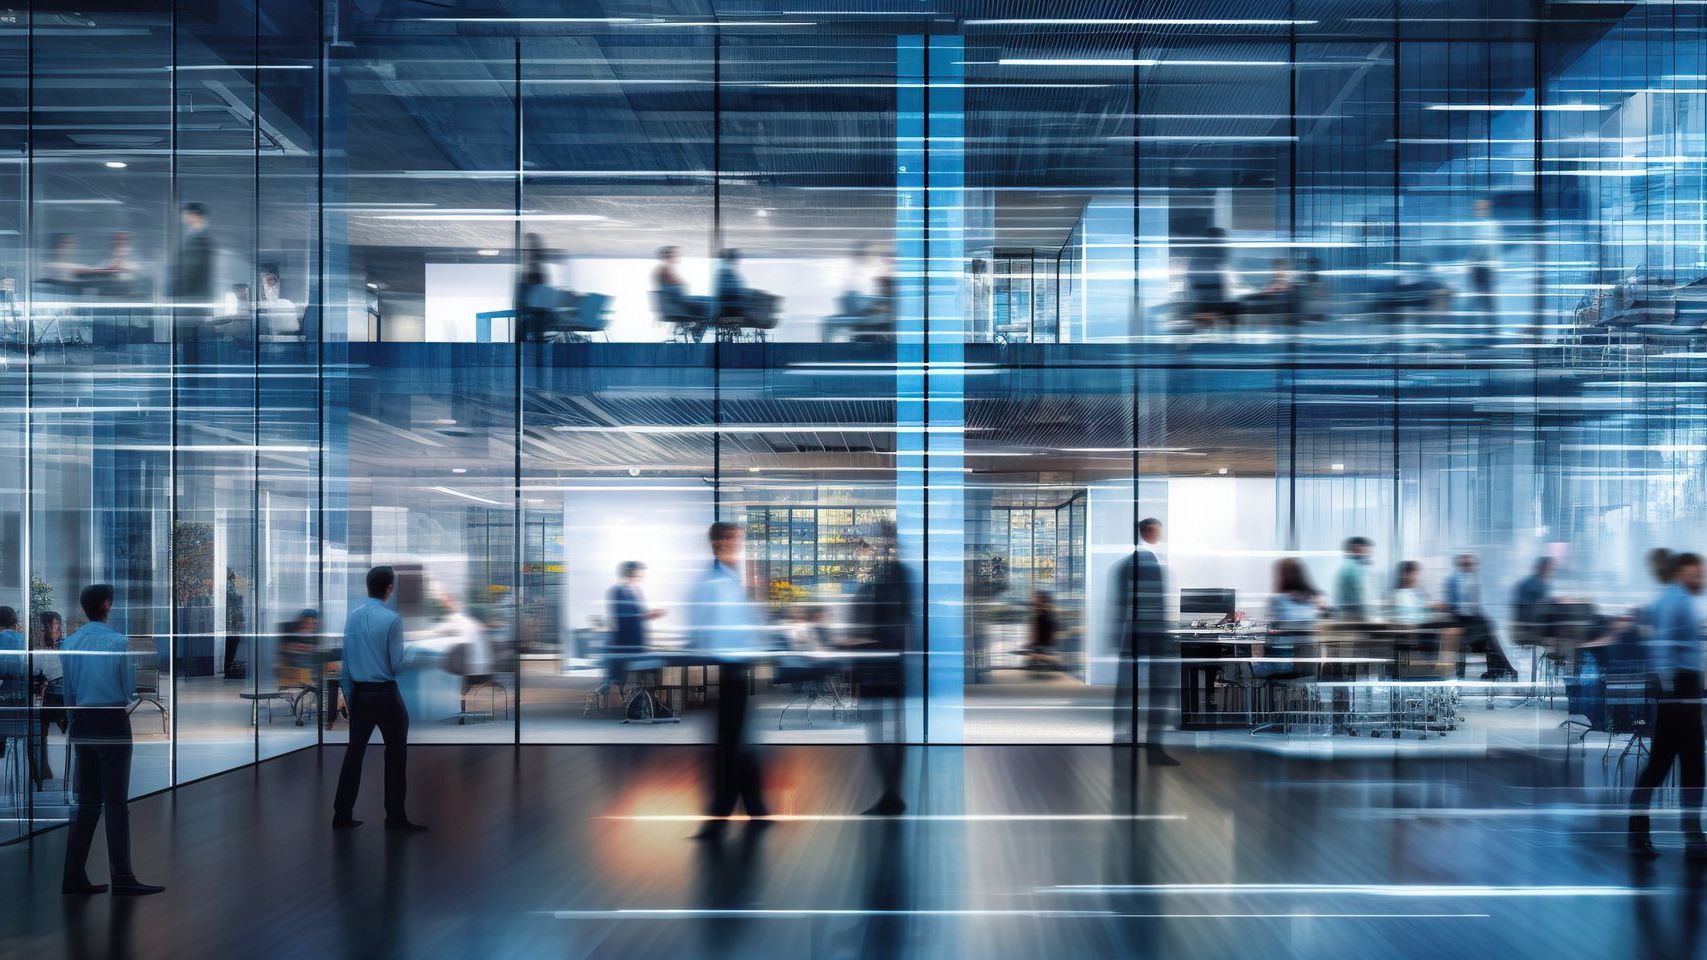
[32,611,67,787]
[603,561,664,703]
[0,605,22,691]
[1333,536,1374,619]
[1628,552,1707,859]
[687,522,769,839]
[331,566,425,832]
[849,523,913,815]
[59,584,163,896]
[1113,518,1176,764]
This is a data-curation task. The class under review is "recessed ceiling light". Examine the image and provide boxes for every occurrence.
[1217,467,1228,475]
[365,282,378,290]
[451,467,467,474]
[477,248,500,257]
[755,209,769,218]
[104,160,127,169]
[1331,463,1345,471]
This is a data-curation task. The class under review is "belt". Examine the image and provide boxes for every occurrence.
[351,680,397,690]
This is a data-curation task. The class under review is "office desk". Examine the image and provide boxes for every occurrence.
[1169,629,1264,729]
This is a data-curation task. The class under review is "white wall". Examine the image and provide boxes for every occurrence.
[560,482,716,654]
[424,262,511,342]
[1166,477,1285,618]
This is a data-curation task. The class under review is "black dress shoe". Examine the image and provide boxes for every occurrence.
[1145,750,1181,767]
[1628,836,1663,859]
[331,817,363,830]
[111,879,165,896]
[690,823,726,842]
[61,882,108,896]
[862,797,907,817]
[384,820,428,832]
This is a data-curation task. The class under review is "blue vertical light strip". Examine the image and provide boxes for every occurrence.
[894,36,927,742]
[926,36,965,742]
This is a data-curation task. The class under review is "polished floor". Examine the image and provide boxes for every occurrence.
[1,740,1701,959]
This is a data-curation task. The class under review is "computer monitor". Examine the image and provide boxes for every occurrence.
[1180,588,1236,620]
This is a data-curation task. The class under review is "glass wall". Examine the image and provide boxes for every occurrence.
[10,2,1707,838]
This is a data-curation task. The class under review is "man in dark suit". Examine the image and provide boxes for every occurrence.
[173,201,215,362]
[1112,517,1175,764]
[849,522,914,815]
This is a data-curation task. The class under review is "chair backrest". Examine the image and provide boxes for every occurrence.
[574,293,611,330]
[444,641,473,678]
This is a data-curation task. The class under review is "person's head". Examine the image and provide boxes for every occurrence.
[709,521,744,565]
[182,201,209,230]
[0,606,16,630]
[40,611,63,642]
[50,233,74,256]
[260,265,280,291]
[231,282,251,303]
[1456,553,1478,573]
[79,584,115,622]
[1033,589,1052,609]
[110,231,131,253]
[1275,558,1314,597]
[657,245,678,264]
[1344,536,1373,562]
[1395,560,1421,590]
[1473,197,1492,217]
[618,560,646,583]
[1649,547,1674,584]
[1138,517,1163,546]
[365,565,396,601]
[1671,552,1705,594]
[720,247,741,264]
[807,607,828,623]
[296,608,320,634]
[1534,556,1555,578]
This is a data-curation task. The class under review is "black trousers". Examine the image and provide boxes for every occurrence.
[863,683,904,803]
[1630,670,1705,837]
[1453,614,1514,677]
[1113,638,1171,746]
[333,681,409,823]
[62,709,135,884]
[707,664,767,819]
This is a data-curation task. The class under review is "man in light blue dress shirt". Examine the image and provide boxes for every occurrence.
[331,566,425,832]
[1332,536,1373,619]
[1628,552,1706,859]
[687,522,769,838]
[59,584,163,896]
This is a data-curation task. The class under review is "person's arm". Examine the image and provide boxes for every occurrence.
[120,634,136,705]
[387,615,406,676]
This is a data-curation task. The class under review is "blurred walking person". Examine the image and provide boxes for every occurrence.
[688,522,769,839]
[849,522,914,815]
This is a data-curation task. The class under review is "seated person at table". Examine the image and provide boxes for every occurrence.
[1023,589,1063,672]
[1389,560,1441,625]
[1260,558,1325,677]
[1443,553,1517,680]
[76,231,138,293]
[40,233,85,286]
[1511,556,1555,636]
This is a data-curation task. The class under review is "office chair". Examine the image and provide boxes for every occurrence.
[523,286,610,343]
[128,652,167,734]
[652,288,713,342]
[443,641,508,725]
